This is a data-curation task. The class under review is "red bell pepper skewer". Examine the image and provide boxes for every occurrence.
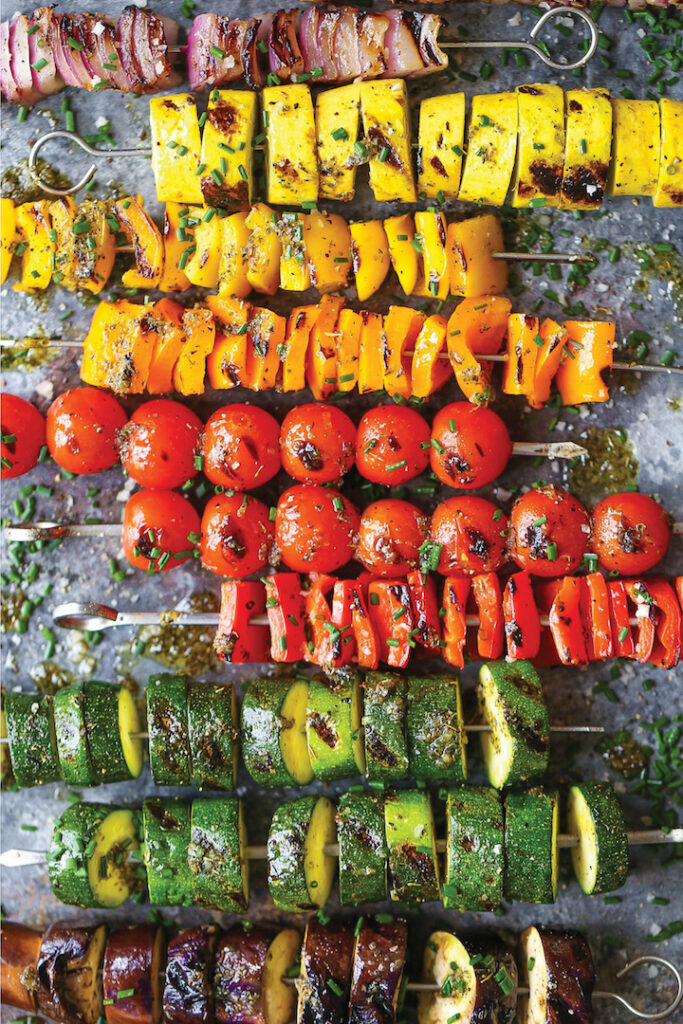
[549,576,589,667]
[607,580,636,659]
[406,570,442,653]
[471,572,504,660]
[214,580,269,663]
[583,572,613,662]
[264,573,306,663]
[367,581,415,669]
[442,576,471,669]
[331,579,379,670]
[503,571,541,660]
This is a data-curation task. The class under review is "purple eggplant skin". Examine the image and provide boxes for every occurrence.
[163,926,218,1024]
[214,925,274,1024]
[37,922,107,1024]
[298,918,355,1024]
[463,937,518,1024]
[348,918,408,1024]
[539,929,595,1024]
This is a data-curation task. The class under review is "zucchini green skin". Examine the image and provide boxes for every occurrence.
[188,798,247,911]
[267,795,316,912]
[384,789,441,905]
[476,660,549,789]
[405,676,466,782]
[47,802,106,907]
[146,674,192,787]
[5,692,60,787]
[504,787,558,904]
[240,676,295,787]
[363,672,409,783]
[337,791,387,905]
[83,680,133,783]
[568,781,628,894]
[53,684,92,786]
[444,786,504,912]
[306,675,358,782]
[142,797,194,907]
[187,682,237,790]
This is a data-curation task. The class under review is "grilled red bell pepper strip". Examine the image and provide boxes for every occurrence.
[406,569,442,653]
[607,580,635,659]
[331,579,379,669]
[549,575,588,666]
[582,572,613,662]
[676,577,683,646]
[214,580,269,663]
[264,573,306,663]
[303,574,352,667]
[502,570,541,661]
[533,579,563,668]
[471,572,504,660]
[623,579,656,663]
[442,576,471,669]
[645,577,682,669]
[367,581,414,668]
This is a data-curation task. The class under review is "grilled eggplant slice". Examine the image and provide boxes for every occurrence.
[349,917,408,1024]
[103,924,166,1024]
[37,922,107,1024]
[518,926,595,1024]
[297,917,354,1024]
[418,931,476,1024]
[164,926,218,1024]
[215,924,300,1024]
[0,921,42,1012]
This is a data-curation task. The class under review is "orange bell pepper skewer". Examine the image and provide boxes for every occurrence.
[502,313,540,397]
[335,309,363,394]
[411,314,451,398]
[146,298,187,395]
[244,308,286,392]
[549,575,589,667]
[555,320,614,406]
[383,306,425,399]
[282,305,319,393]
[114,195,164,290]
[446,296,512,404]
[264,574,307,664]
[205,295,251,390]
[307,294,346,400]
[582,572,614,662]
[527,318,570,410]
[81,299,151,394]
[367,580,415,669]
[173,308,215,395]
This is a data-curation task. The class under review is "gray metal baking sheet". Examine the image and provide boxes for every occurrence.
[1,1,682,1020]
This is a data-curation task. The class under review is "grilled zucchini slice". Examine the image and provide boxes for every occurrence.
[444,786,504,912]
[150,94,203,204]
[53,683,92,786]
[187,680,238,790]
[337,790,388,905]
[241,676,309,788]
[567,781,628,895]
[476,660,549,789]
[654,97,683,207]
[360,79,417,203]
[306,673,364,782]
[281,678,314,785]
[317,84,361,201]
[5,691,60,787]
[504,787,559,904]
[188,797,248,911]
[458,92,518,206]
[85,680,142,784]
[146,673,192,787]
[513,84,565,208]
[406,675,466,782]
[609,98,660,197]
[268,795,336,912]
[0,689,11,786]
[385,789,441,904]
[560,88,612,210]
[417,93,466,201]
[264,84,318,206]
[363,671,409,782]
[142,797,194,907]
[200,89,258,209]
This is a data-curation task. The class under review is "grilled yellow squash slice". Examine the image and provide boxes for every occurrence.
[458,92,518,207]
[560,88,612,210]
[150,94,203,204]
[200,90,258,209]
[263,84,318,207]
[512,83,565,208]
[317,84,361,201]
[654,98,683,208]
[360,79,417,203]
[417,93,466,200]
[609,98,660,197]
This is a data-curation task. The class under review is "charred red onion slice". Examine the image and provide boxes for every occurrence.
[27,8,63,97]
[59,13,102,88]
[241,18,263,89]
[333,9,362,82]
[1,18,23,102]
[116,6,144,91]
[417,13,448,74]
[317,8,343,81]
[91,17,131,92]
[299,7,323,76]
[130,9,180,91]
[382,11,426,77]
[215,19,248,85]
[357,12,389,79]
[268,9,303,81]
[186,13,216,90]
[72,13,113,90]
[9,14,42,104]
[187,14,246,90]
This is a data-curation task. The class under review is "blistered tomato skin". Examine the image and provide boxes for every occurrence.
[430,402,512,489]
[201,492,274,578]
[0,393,46,479]
[46,387,127,475]
[356,498,429,576]
[122,490,201,572]
[203,405,281,490]
[275,484,360,574]
[118,399,203,490]
[355,406,430,485]
[280,403,356,484]
[508,485,590,577]
[592,492,671,575]
[431,496,509,575]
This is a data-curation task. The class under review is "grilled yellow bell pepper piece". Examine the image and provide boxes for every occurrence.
[159,203,196,293]
[185,211,221,289]
[317,84,361,201]
[417,93,466,200]
[446,296,511,405]
[283,305,319,392]
[654,98,682,208]
[512,84,565,209]
[336,308,363,393]
[173,308,215,395]
[415,210,449,300]
[383,306,424,399]
[358,311,385,394]
[200,90,258,209]
[458,93,518,207]
[115,196,164,290]
[13,201,54,291]
[279,212,311,292]
[0,198,16,285]
[245,203,282,295]
[48,198,115,294]
[560,88,612,210]
[360,79,416,203]
[263,84,318,207]
[81,300,150,394]
[447,214,507,298]
[385,214,420,296]
[205,295,250,390]
[609,99,660,197]
[307,294,345,400]
[218,211,251,298]
[150,94,203,204]
[303,212,351,293]
[350,220,390,301]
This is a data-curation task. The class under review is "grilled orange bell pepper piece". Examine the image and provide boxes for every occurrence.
[13,200,54,291]
[81,299,150,394]
[527,318,568,410]
[411,314,451,398]
[382,306,424,399]
[555,320,614,406]
[447,214,507,298]
[146,298,187,395]
[244,307,285,391]
[336,309,363,393]
[0,197,16,284]
[446,296,511,405]
[205,295,251,390]
[49,197,115,294]
[304,211,352,293]
[414,210,449,300]
[358,311,385,395]
[623,579,657,664]
[159,202,196,293]
[307,294,345,400]
[502,313,540,396]
[367,580,415,669]
[173,307,215,395]
[282,305,318,393]
[115,195,164,290]
[350,219,390,301]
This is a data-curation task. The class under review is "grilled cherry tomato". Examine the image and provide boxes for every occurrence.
[1,393,46,479]
[280,403,356,484]
[356,405,430,484]
[275,484,360,574]
[508,485,590,577]
[201,492,274,578]
[430,402,512,489]
[431,496,508,575]
[118,399,203,490]
[356,499,429,576]
[46,387,126,475]
[122,490,201,572]
[203,405,281,490]
[592,492,671,575]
